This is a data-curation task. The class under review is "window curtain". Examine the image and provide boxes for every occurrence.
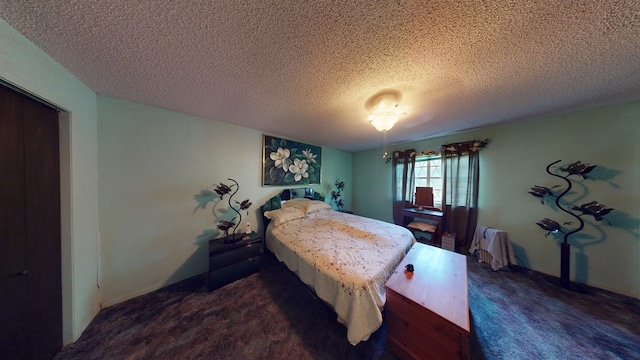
[392,149,416,225]
[441,140,488,252]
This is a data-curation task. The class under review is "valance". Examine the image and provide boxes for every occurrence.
[392,149,416,164]
[441,139,490,156]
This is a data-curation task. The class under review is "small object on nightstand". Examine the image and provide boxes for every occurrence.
[245,222,251,234]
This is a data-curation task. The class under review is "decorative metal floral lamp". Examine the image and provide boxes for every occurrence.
[214,178,252,243]
[528,160,613,290]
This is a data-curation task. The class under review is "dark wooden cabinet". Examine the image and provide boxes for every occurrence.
[208,232,261,291]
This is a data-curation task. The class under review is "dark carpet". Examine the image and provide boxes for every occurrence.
[55,253,640,360]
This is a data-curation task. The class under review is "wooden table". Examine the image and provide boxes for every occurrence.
[402,208,445,246]
[385,242,469,360]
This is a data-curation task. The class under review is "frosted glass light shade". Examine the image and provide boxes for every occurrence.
[367,103,402,131]
[367,113,399,132]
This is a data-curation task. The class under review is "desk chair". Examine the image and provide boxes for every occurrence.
[415,187,434,208]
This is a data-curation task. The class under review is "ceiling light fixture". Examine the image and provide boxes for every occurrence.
[367,102,401,132]
[365,89,407,160]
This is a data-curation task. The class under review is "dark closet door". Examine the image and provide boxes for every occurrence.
[0,86,62,359]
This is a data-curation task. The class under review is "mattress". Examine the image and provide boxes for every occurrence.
[266,209,415,345]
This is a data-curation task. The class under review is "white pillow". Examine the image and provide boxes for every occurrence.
[298,200,332,214]
[281,198,310,209]
[264,206,306,227]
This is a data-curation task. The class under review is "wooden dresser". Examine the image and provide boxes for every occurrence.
[385,242,469,360]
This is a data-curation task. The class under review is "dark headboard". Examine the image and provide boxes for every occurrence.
[279,187,321,201]
[260,188,325,237]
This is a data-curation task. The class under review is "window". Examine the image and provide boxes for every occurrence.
[414,155,442,207]
[394,154,442,207]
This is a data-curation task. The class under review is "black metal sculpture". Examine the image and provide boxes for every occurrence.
[529,160,613,290]
[214,178,252,243]
[331,179,345,210]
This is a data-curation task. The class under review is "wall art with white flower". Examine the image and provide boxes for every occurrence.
[262,134,322,186]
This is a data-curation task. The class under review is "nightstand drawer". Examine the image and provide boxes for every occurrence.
[208,256,260,291]
[210,242,261,271]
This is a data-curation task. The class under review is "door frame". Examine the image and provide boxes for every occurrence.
[1,80,73,345]
[59,110,73,344]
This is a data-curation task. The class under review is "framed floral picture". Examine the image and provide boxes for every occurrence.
[262,135,321,186]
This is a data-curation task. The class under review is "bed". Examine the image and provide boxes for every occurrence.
[261,189,416,345]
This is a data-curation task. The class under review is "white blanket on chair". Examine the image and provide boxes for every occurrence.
[470,225,517,271]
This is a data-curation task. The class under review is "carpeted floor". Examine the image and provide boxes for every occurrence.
[55,253,640,360]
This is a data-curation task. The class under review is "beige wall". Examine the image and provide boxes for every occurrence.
[354,101,640,298]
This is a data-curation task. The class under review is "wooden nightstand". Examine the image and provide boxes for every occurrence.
[208,232,261,291]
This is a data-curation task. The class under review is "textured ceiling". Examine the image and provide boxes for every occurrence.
[1,1,639,152]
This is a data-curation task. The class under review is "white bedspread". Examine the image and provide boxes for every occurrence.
[266,210,415,345]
